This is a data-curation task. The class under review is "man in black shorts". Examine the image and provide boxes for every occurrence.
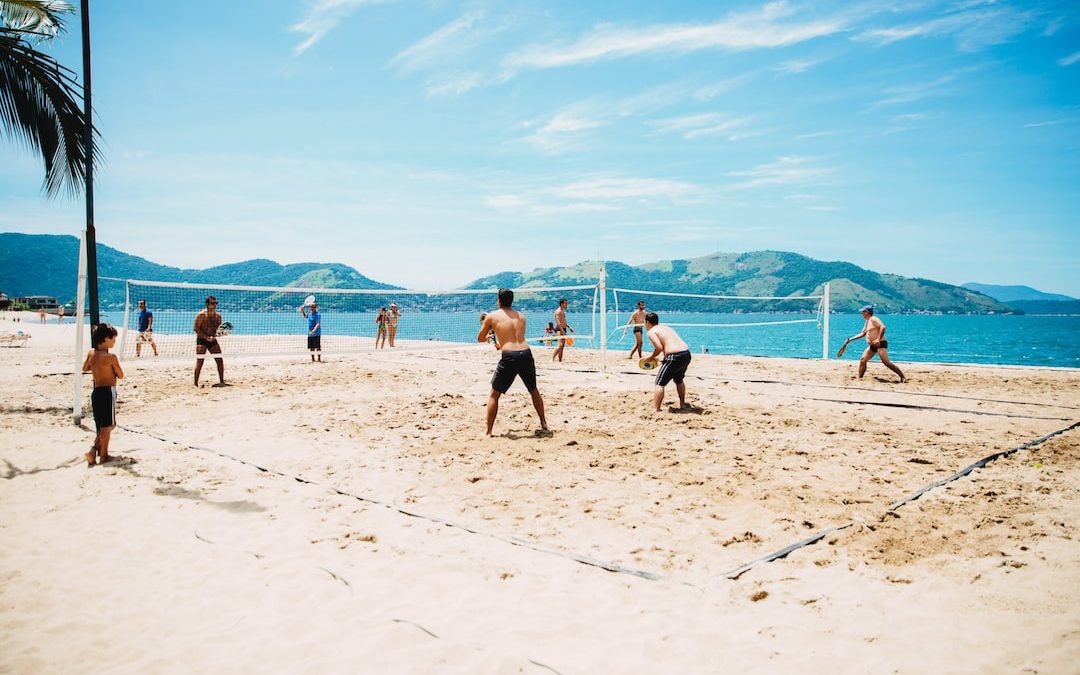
[477,288,549,436]
[193,295,227,387]
[644,312,692,412]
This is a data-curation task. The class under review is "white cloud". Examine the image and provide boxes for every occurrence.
[1059,50,1080,67]
[727,156,834,189]
[389,12,484,72]
[548,177,701,202]
[502,2,846,72]
[773,57,822,74]
[650,113,757,140]
[694,73,755,100]
[870,73,961,108]
[291,0,392,55]
[854,5,1034,52]
[424,72,484,98]
[522,107,607,153]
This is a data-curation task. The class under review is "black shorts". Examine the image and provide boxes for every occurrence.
[655,350,691,387]
[491,349,538,393]
[307,335,322,350]
[870,340,889,353]
[91,385,116,430]
[633,327,642,334]
[196,337,221,351]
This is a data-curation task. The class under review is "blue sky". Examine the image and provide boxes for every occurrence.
[2,0,1078,295]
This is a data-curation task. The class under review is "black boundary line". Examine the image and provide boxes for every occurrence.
[720,419,1080,580]
[802,397,1073,421]
[118,424,664,583]
[887,420,1080,511]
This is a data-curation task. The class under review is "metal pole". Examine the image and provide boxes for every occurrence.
[822,282,831,360]
[72,231,88,423]
[80,0,100,337]
[599,265,607,373]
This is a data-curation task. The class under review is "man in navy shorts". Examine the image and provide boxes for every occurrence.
[644,312,692,412]
[477,288,549,436]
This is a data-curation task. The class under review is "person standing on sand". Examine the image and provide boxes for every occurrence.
[552,298,573,362]
[81,323,124,467]
[136,299,159,357]
[644,312,693,412]
[39,307,46,323]
[194,295,227,387]
[840,305,905,383]
[56,305,64,324]
[387,303,401,347]
[375,307,387,349]
[478,288,549,437]
[300,301,322,362]
[623,299,647,359]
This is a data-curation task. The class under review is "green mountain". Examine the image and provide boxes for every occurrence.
[961,282,1075,303]
[0,233,397,309]
[466,251,1016,314]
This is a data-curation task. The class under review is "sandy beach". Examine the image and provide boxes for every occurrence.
[2,321,1078,673]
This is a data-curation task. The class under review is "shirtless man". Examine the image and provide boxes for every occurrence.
[81,323,124,466]
[840,305,905,383]
[193,295,226,387]
[623,300,647,359]
[644,312,692,412]
[552,298,573,362]
[478,288,548,436]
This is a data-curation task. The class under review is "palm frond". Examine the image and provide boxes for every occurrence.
[0,28,99,197]
[0,0,74,38]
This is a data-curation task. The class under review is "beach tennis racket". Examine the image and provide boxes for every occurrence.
[639,357,659,371]
[836,342,848,357]
[303,295,316,307]
[216,321,233,337]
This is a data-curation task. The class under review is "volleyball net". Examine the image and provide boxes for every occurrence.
[608,286,829,359]
[116,279,600,360]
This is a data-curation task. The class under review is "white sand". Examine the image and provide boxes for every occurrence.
[2,321,1078,673]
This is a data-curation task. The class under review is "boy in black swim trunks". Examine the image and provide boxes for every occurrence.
[478,288,549,436]
[81,323,124,466]
[623,300,647,359]
[644,312,693,412]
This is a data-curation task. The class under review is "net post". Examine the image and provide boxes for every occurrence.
[822,282,830,360]
[72,232,88,424]
[599,265,607,373]
[119,280,132,360]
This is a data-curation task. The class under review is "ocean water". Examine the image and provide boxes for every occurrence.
[93,310,1079,368]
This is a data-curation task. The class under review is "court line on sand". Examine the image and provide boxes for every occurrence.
[118,423,665,583]
[115,417,1079,587]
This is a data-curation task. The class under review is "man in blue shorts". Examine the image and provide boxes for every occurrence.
[477,288,549,436]
[644,312,692,412]
[300,301,322,362]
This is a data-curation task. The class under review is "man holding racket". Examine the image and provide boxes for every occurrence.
[478,288,549,436]
[300,299,322,362]
[552,298,573,362]
[643,312,692,412]
[194,295,227,387]
[623,299,647,359]
[839,305,905,383]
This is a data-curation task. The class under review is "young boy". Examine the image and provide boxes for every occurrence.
[82,323,124,467]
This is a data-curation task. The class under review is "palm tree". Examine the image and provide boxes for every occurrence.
[1,0,98,197]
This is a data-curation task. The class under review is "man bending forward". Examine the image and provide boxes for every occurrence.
[478,288,549,436]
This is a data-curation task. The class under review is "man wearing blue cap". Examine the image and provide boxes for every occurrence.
[840,305,905,382]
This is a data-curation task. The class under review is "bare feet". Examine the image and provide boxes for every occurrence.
[212,382,230,387]
[85,450,96,468]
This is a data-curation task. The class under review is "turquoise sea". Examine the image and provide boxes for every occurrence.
[94,310,1079,368]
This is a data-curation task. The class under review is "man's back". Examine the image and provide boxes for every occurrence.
[489,308,529,351]
[648,324,689,354]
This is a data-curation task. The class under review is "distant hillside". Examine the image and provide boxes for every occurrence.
[467,251,1016,314]
[961,282,1075,303]
[1007,300,1080,315]
[0,233,397,309]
